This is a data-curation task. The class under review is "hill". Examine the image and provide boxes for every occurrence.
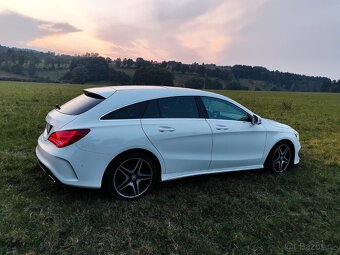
[0,45,339,92]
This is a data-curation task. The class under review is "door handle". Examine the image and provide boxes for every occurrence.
[216,125,229,130]
[158,126,176,132]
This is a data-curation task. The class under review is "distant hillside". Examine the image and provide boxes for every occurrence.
[0,44,339,92]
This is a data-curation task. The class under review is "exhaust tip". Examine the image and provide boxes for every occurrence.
[48,175,57,184]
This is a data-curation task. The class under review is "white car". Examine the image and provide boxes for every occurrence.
[36,86,300,199]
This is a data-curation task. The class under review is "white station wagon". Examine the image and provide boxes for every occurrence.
[36,86,300,199]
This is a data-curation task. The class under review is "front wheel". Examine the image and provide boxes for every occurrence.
[105,152,158,200]
[265,142,293,173]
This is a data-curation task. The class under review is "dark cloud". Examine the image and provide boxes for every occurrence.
[153,0,221,27]
[0,10,81,46]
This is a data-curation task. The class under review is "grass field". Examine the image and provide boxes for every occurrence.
[0,81,339,254]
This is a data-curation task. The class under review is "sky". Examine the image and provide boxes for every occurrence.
[0,0,339,79]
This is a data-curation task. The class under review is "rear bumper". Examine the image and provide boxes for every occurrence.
[35,134,111,188]
[37,159,60,184]
[36,145,79,185]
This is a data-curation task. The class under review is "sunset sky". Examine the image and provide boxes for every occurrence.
[0,0,339,79]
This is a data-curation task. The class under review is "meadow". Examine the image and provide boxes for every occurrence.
[0,81,339,254]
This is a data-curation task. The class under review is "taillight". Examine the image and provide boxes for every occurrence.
[48,129,90,148]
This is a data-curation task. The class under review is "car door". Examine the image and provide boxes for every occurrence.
[141,96,212,174]
[200,96,266,170]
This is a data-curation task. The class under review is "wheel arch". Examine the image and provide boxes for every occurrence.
[101,148,162,188]
[265,138,295,166]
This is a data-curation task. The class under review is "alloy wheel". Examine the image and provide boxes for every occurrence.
[272,144,291,172]
[113,158,153,199]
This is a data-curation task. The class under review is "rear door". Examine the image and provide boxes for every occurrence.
[141,96,212,174]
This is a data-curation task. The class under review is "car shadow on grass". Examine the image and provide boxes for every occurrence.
[32,163,272,202]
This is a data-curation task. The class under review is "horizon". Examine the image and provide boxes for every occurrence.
[0,43,336,81]
[1,0,339,80]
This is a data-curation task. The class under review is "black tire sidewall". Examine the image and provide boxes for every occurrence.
[265,142,293,173]
[105,152,158,200]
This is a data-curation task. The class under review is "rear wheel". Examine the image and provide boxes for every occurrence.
[105,152,158,200]
[265,142,293,173]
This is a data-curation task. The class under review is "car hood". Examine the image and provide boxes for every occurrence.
[261,118,293,130]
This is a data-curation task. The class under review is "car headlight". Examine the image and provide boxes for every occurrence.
[294,131,299,141]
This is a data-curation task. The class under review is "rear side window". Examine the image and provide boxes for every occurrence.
[101,101,147,120]
[58,93,104,115]
[143,100,160,118]
[158,96,199,118]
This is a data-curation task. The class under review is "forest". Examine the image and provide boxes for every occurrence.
[0,45,339,92]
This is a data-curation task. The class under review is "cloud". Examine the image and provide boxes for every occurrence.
[1,0,339,79]
[94,1,266,63]
[0,10,81,47]
[221,0,340,78]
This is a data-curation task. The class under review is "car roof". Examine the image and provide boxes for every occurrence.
[85,85,209,98]
[82,85,255,119]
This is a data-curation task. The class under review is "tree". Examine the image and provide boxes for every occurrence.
[126,58,134,68]
[227,81,249,90]
[71,65,88,84]
[133,66,174,85]
[11,63,23,74]
[205,78,223,89]
[108,68,131,84]
[184,77,204,89]
[68,56,109,82]
[114,58,121,68]
[136,57,151,68]
[28,63,36,77]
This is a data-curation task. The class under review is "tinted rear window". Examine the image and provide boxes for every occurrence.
[143,100,160,118]
[101,101,148,120]
[158,96,199,118]
[58,93,104,115]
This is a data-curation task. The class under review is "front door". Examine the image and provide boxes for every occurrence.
[200,96,266,170]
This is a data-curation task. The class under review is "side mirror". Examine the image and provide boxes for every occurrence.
[251,114,261,125]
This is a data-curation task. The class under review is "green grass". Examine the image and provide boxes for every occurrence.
[35,70,68,81]
[0,81,339,254]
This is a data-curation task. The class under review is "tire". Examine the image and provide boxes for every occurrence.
[105,152,158,200]
[265,141,294,173]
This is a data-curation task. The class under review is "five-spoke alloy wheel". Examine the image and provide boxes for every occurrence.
[266,142,293,173]
[105,152,158,200]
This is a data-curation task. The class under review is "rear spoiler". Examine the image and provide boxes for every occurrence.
[84,91,105,99]
[83,87,116,99]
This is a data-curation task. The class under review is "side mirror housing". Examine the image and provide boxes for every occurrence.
[251,114,261,125]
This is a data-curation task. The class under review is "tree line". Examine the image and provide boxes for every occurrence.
[0,45,339,92]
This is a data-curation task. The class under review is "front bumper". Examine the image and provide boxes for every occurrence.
[294,141,301,165]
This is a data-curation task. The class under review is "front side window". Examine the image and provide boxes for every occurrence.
[158,96,199,118]
[201,97,249,121]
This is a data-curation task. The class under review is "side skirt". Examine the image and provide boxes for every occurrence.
[161,165,264,182]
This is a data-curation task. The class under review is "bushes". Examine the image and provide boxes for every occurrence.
[132,66,174,85]
[226,81,249,90]
[184,77,204,89]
